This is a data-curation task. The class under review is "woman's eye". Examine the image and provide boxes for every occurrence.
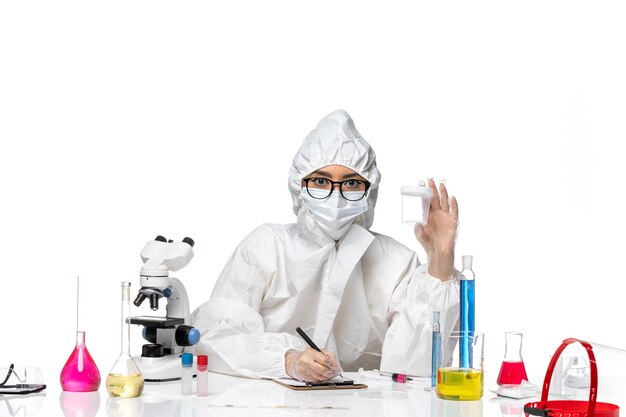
[345,180,358,187]
[314,178,329,186]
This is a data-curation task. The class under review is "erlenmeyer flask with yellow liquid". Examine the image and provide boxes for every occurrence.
[106,282,144,397]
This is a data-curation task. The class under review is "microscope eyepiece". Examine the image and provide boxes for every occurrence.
[182,237,195,247]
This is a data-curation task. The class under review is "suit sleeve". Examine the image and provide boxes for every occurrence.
[191,225,307,379]
[380,256,460,377]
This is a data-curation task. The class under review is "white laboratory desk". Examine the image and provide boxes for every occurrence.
[2,370,624,417]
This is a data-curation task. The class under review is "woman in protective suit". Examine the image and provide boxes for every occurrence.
[192,110,460,382]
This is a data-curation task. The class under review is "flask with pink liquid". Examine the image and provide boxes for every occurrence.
[497,331,528,386]
[60,276,101,391]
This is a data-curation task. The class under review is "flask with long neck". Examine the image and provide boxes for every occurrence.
[60,276,101,392]
[459,255,475,368]
[106,282,144,398]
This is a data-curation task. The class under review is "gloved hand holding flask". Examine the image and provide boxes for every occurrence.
[414,178,459,281]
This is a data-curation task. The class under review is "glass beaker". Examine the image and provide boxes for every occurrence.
[106,282,144,398]
[60,331,102,391]
[436,331,484,401]
[400,184,433,225]
[497,331,528,385]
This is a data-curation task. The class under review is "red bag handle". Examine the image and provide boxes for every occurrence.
[540,338,598,416]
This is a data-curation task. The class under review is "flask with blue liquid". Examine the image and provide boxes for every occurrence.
[460,255,475,368]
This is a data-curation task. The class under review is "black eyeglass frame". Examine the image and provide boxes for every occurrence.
[0,364,16,386]
[302,177,371,201]
[0,364,47,395]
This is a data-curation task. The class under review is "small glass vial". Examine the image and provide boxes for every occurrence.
[197,354,208,397]
[401,184,433,225]
[181,353,193,395]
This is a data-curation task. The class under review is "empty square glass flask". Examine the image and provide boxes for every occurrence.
[401,184,433,225]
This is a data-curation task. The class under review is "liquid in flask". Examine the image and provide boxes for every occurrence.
[60,276,101,392]
[106,281,144,398]
[497,331,528,385]
[60,330,101,391]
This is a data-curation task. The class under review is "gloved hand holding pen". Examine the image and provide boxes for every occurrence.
[286,327,343,382]
[284,348,343,382]
[414,178,459,281]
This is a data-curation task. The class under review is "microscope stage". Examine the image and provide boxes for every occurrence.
[130,316,185,328]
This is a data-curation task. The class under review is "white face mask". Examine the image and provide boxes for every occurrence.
[301,189,369,241]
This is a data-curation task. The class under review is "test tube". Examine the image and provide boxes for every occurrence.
[181,353,193,395]
[197,355,208,396]
[431,311,442,387]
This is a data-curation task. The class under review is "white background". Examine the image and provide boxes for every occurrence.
[1,0,625,383]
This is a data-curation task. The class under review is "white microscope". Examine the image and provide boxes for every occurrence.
[130,235,200,382]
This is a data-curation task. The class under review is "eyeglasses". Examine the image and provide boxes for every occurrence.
[303,177,370,201]
[0,364,26,386]
[0,364,46,395]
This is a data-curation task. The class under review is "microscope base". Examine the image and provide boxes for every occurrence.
[134,354,197,382]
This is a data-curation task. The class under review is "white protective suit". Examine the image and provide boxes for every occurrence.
[192,110,460,378]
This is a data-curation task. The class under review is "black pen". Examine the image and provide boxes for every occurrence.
[296,327,344,379]
[296,327,322,352]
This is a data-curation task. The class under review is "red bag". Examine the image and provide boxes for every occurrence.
[524,338,619,417]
